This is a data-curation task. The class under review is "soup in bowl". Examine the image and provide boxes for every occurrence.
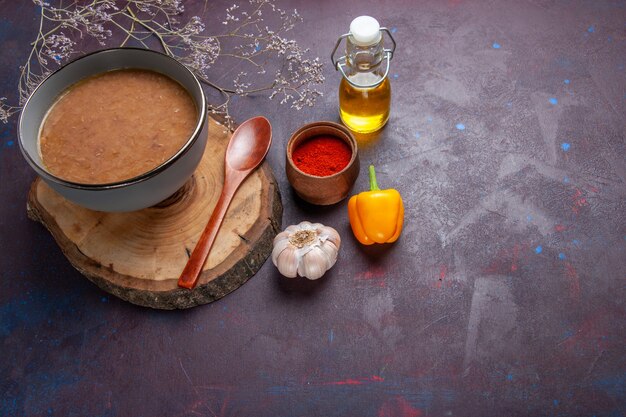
[19,48,208,212]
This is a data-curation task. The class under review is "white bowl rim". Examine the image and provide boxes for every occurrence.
[18,47,207,191]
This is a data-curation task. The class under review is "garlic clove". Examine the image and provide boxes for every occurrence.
[273,230,291,246]
[271,236,291,266]
[320,240,339,269]
[297,246,330,280]
[298,221,314,230]
[277,247,298,278]
[321,226,341,247]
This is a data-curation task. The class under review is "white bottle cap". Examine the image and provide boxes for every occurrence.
[349,16,382,46]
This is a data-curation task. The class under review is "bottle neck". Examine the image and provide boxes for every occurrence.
[345,37,385,74]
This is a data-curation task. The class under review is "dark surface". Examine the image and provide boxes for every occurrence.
[1,1,625,416]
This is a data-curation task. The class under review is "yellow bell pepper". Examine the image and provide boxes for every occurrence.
[348,165,404,245]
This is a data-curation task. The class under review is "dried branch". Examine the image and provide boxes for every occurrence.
[1,0,325,129]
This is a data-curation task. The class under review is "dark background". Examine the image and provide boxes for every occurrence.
[1,0,625,416]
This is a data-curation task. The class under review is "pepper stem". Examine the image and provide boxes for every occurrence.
[369,165,380,191]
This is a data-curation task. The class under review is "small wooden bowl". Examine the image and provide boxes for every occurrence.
[286,121,359,205]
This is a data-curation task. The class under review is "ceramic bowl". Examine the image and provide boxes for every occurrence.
[18,48,208,212]
[286,121,359,205]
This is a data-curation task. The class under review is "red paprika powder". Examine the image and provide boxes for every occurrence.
[292,135,352,177]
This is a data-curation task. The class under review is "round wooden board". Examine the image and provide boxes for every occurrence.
[26,117,282,309]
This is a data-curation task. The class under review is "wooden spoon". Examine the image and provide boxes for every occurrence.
[178,116,272,289]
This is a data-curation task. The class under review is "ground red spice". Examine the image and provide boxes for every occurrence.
[292,135,352,177]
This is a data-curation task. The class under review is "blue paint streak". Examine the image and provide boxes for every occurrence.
[592,373,626,399]
[404,388,435,410]
[263,376,453,414]
[101,296,108,302]
[267,384,296,396]
[556,57,572,69]
[6,140,14,147]
[415,132,421,139]
[426,116,433,123]
[564,79,570,84]
[535,245,543,254]
[553,399,559,406]
[549,97,558,105]
[492,42,501,49]
[455,123,465,131]
[558,253,566,260]
[255,44,261,51]
[18,370,82,413]
[527,215,533,222]
[506,374,513,381]
[0,291,80,337]
[2,396,18,417]
[506,101,512,107]
[393,73,399,79]
[561,142,571,151]
[563,176,570,184]
[587,25,595,33]
[329,329,334,343]
[573,239,580,245]
[391,27,397,34]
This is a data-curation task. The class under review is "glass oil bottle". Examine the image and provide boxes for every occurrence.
[332,16,396,134]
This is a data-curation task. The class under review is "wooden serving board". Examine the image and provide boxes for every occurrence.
[27,117,282,309]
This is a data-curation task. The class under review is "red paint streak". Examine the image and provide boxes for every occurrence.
[378,396,423,417]
[564,262,581,300]
[181,386,235,417]
[224,311,247,325]
[485,243,526,274]
[554,224,567,232]
[484,259,501,274]
[355,266,386,287]
[436,264,448,288]
[511,244,519,272]
[560,311,621,353]
[327,378,363,385]
[586,185,599,193]
[219,393,230,417]
[323,375,384,386]
[439,265,447,280]
[572,189,589,214]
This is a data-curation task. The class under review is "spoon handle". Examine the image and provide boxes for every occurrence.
[177,177,239,289]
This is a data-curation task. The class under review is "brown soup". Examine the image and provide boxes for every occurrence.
[39,69,197,184]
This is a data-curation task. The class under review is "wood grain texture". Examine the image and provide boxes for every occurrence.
[26,117,282,309]
[178,116,272,289]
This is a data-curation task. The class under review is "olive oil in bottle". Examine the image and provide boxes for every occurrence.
[339,77,390,134]
[332,16,396,134]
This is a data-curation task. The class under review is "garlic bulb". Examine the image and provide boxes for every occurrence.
[271,221,341,280]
